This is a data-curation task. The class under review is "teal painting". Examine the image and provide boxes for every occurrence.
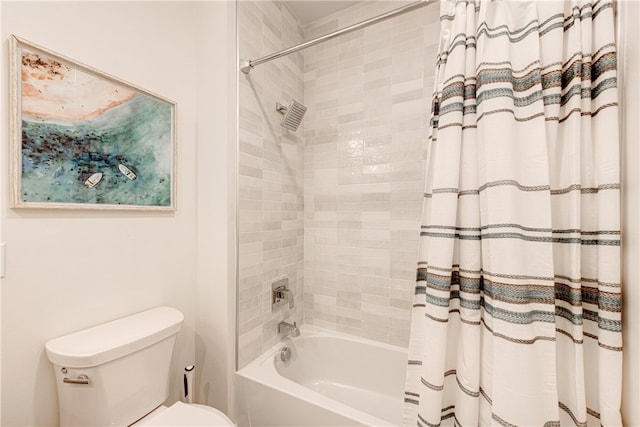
[10,36,176,210]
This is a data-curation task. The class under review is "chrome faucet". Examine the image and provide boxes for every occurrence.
[272,279,295,309]
[275,287,295,309]
[278,321,300,337]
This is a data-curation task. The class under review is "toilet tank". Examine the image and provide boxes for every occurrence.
[45,307,184,427]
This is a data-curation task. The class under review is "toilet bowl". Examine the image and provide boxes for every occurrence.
[45,307,234,427]
[134,402,234,426]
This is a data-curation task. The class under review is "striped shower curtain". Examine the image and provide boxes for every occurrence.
[403,0,621,426]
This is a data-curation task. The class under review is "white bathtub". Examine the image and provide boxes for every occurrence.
[234,325,408,427]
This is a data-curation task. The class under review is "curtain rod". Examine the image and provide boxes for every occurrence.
[239,0,434,74]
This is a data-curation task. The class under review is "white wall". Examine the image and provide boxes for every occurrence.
[0,2,235,426]
[194,0,237,411]
[620,0,640,424]
[1,2,4,423]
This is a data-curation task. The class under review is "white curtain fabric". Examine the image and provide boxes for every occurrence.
[403,0,621,426]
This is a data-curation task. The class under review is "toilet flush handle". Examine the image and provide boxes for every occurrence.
[63,374,90,385]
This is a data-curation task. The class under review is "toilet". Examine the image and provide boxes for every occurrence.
[45,306,234,427]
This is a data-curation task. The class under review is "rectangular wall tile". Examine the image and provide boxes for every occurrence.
[238,0,440,367]
[302,1,439,348]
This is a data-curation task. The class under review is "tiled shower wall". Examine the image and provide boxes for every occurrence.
[301,2,439,347]
[237,0,305,368]
[237,0,440,367]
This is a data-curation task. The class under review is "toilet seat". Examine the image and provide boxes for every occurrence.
[135,401,235,426]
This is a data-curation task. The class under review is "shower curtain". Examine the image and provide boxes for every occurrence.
[403,0,621,426]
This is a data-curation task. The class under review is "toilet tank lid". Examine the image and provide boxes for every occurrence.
[45,307,184,368]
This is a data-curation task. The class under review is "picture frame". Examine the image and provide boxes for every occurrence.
[9,35,177,210]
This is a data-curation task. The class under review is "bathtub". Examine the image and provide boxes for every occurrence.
[234,325,408,427]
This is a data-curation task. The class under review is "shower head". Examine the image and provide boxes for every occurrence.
[276,99,307,131]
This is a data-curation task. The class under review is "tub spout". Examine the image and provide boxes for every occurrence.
[278,321,300,337]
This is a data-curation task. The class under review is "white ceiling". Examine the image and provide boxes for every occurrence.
[283,1,361,25]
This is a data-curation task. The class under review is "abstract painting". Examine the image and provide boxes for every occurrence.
[10,35,176,210]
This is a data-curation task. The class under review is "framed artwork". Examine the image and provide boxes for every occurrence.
[9,35,176,210]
